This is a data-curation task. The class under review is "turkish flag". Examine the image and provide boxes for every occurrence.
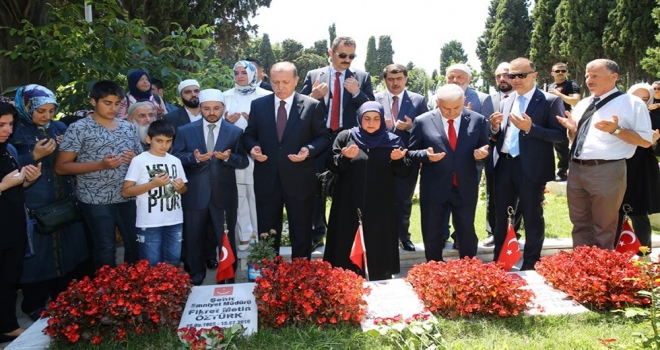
[213,287,234,296]
[216,232,235,282]
[616,220,641,254]
[497,222,521,271]
[350,225,365,270]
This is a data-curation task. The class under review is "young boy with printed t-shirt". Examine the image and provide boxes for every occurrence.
[122,120,188,266]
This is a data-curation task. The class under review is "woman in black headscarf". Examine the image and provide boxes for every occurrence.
[323,101,411,281]
[117,69,166,119]
[0,102,41,342]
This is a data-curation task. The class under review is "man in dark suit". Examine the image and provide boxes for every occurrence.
[172,89,248,285]
[245,57,273,92]
[408,84,489,262]
[375,63,428,252]
[490,57,566,270]
[300,36,374,248]
[244,62,329,259]
[162,79,202,129]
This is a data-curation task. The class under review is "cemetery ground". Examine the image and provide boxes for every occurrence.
[6,188,660,349]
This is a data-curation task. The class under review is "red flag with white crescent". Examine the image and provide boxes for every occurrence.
[616,220,641,254]
[216,232,235,281]
[497,222,521,271]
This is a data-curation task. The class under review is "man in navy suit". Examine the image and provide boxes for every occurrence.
[163,79,202,129]
[375,63,428,252]
[172,89,248,285]
[244,62,329,259]
[490,57,566,270]
[300,36,374,248]
[408,84,489,262]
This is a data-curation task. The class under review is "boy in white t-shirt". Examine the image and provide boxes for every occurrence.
[122,120,188,266]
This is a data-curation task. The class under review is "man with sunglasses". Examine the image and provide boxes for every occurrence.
[548,62,581,181]
[301,36,375,250]
[490,57,566,271]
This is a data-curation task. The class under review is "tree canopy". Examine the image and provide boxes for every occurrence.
[440,40,468,74]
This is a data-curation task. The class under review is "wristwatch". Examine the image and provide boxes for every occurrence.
[611,125,622,135]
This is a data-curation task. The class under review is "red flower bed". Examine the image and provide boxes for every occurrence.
[405,257,535,318]
[253,256,369,328]
[536,246,658,310]
[43,260,192,344]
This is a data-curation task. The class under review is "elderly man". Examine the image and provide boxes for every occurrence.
[556,59,653,250]
[441,63,495,249]
[162,79,202,129]
[490,57,566,270]
[301,36,374,249]
[244,61,329,259]
[548,62,581,181]
[375,63,428,251]
[408,84,489,262]
[171,89,248,285]
[126,102,156,150]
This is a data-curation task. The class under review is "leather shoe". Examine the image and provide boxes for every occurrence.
[206,258,218,269]
[520,263,536,271]
[440,238,448,250]
[452,241,459,250]
[482,234,495,247]
[555,174,567,182]
[311,240,324,250]
[400,240,416,251]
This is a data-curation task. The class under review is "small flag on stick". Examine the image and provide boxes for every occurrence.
[350,209,370,280]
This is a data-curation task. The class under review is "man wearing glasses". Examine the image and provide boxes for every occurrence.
[301,36,374,250]
[547,62,581,181]
[490,57,566,271]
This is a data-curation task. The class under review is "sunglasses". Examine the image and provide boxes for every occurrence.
[336,53,357,59]
[654,88,660,91]
[553,69,567,73]
[507,72,535,80]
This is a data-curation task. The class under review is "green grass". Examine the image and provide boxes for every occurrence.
[47,312,648,349]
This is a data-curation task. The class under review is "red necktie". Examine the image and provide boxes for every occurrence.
[276,100,287,141]
[448,119,458,186]
[330,72,341,131]
[391,95,399,128]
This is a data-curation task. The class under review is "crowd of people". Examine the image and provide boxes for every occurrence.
[2,35,659,341]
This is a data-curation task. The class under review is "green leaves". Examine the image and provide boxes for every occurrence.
[3,0,233,112]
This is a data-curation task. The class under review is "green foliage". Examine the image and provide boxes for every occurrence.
[486,0,532,83]
[258,34,277,71]
[530,0,562,84]
[376,36,395,70]
[439,40,468,74]
[476,0,502,88]
[293,53,327,90]
[364,36,379,79]
[328,23,337,46]
[2,0,232,112]
[603,0,656,86]
[280,39,304,63]
[642,5,660,78]
[406,67,433,97]
[550,0,616,92]
[306,40,328,57]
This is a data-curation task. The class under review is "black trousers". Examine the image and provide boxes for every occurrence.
[554,138,570,177]
[0,241,25,333]
[395,163,420,242]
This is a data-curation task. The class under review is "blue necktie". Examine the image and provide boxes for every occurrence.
[508,96,525,157]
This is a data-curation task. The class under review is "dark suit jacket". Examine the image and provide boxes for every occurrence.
[375,90,429,147]
[163,107,192,130]
[300,67,374,130]
[172,119,248,211]
[259,81,273,92]
[492,88,567,183]
[243,93,329,198]
[408,109,489,204]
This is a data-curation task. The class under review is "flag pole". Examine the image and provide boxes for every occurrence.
[357,208,370,281]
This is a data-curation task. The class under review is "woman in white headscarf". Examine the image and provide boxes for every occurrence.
[615,83,660,250]
[223,61,272,250]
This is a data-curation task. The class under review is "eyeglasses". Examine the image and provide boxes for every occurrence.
[553,69,567,73]
[336,53,357,59]
[507,72,535,80]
